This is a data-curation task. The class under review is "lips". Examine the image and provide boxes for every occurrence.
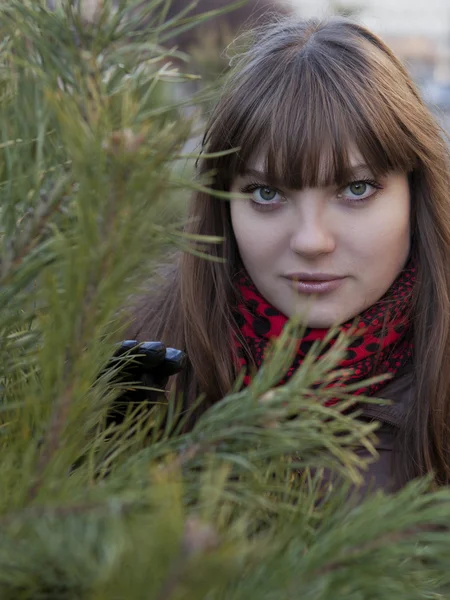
[285,273,344,282]
[284,273,346,294]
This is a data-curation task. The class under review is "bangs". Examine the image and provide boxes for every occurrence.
[222,40,418,190]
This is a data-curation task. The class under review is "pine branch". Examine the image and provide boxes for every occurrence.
[155,517,220,600]
[312,530,418,577]
[0,499,123,528]
[2,3,450,599]
[0,173,70,287]
[28,380,75,501]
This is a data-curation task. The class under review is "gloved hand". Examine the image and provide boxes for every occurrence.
[107,340,186,423]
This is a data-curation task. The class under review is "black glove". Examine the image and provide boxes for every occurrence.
[107,340,186,423]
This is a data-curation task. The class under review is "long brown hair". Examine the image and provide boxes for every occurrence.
[128,17,450,485]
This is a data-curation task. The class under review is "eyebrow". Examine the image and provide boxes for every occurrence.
[239,164,377,185]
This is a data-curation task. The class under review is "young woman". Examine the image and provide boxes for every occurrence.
[124,17,450,491]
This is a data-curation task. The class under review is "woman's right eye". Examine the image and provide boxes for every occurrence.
[240,184,285,209]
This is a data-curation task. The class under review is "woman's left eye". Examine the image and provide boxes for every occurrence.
[340,179,382,202]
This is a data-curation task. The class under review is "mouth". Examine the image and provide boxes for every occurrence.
[283,274,346,295]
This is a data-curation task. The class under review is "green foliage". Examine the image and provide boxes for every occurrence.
[0,1,450,599]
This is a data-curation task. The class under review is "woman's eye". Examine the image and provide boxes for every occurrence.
[244,185,284,207]
[340,180,381,202]
[255,186,281,202]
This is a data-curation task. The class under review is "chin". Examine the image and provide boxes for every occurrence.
[295,309,347,329]
[305,319,340,329]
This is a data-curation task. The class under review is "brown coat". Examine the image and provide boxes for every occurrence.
[355,371,414,494]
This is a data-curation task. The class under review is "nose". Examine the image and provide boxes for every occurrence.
[289,196,336,258]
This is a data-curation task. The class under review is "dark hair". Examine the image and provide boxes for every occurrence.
[128,17,450,485]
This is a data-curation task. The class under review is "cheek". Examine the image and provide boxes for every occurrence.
[349,198,411,270]
[230,203,287,265]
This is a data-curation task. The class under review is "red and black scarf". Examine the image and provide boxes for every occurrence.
[233,262,415,404]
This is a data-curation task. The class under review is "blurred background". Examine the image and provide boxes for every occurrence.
[164,0,450,134]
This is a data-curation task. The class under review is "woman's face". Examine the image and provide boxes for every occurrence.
[230,151,411,327]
